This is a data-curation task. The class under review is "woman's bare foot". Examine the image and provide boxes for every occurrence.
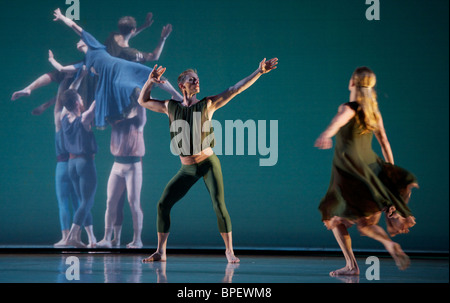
[142,251,166,263]
[386,242,410,270]
[11,88,31,101]
[329,266,360,276]
[225,250,240,263]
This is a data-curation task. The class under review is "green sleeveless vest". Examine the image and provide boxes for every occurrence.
[168,99,215,156]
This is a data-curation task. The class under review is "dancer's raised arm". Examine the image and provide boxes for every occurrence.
[53,8,83,36]
[137,65,169,114]
[209,58,278,112]
[131,12,154,38]
[48,50,78,73]
[142,24,172,62]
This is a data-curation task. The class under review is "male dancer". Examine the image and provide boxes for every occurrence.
[138,58,278,263]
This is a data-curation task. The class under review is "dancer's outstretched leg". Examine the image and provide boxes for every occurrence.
[11,73,53,101]
[358,224,410,270]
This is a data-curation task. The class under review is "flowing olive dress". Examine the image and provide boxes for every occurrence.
[318,102,418,236]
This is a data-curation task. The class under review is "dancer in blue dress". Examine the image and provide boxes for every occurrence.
[52,8,182,129]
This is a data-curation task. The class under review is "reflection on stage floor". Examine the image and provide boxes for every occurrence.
[0,251,448,283]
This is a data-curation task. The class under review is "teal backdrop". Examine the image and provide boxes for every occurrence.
[0,0,448,253]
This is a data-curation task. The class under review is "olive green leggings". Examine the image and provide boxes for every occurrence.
[157,154,232,233]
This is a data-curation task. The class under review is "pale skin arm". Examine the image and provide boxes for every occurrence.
[81,100,96,131]
[68,66,88,91]
[48,50,77,72]
[131,13,170,62]
[143,24,172,62]
[69,66,89,110]
[314,104,356,149]
[137,65,169,114]
[374,114,394,164]
[129,24,172,63]
[314,104,395,164]
[54,76,72,132]
[53,8,83,36]
[208,58,278,114]
[136,101,147,130]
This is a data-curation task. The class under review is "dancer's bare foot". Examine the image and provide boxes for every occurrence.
[54,232,69,247]
[142,251,166,263]
[96,239,112,248]
[126,241,143,249]
[386,242,410,270]
[330,266,360,276]
[225,250,240,263]
[111,238,121,248]
[11,88,31,101]
[63,238,87,248]
[53,238,68,248]
[31,98,55,115]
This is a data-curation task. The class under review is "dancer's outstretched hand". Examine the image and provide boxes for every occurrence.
[161,24,173,39]
[144,12,154,28]
[53,8,64,21]
[148,65,166,84]
[259,58,278,74]
[314,135,333,150]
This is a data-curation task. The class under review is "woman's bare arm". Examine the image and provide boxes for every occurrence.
[314,104,356,149]
[53,8,83,36]
[374,114,394,164]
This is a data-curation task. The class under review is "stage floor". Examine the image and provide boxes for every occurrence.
[0,252,448,283]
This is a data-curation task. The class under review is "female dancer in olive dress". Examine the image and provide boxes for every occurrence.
[315,67,419,276]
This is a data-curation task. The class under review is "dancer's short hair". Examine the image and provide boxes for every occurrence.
[61,89,80,112]
[118,16,137,35]
[177,69,198,87]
